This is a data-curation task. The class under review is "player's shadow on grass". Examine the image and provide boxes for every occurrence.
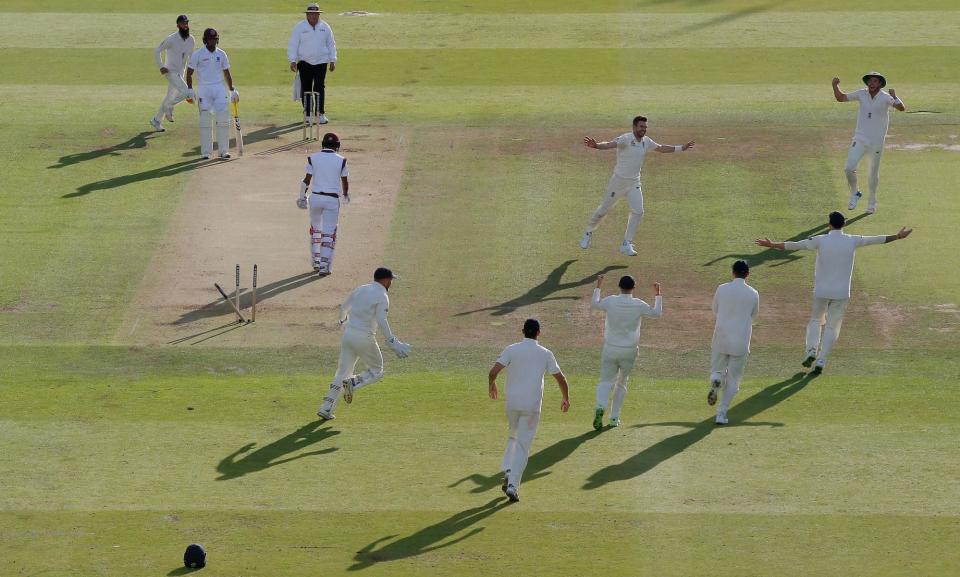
[348,497,511,571]
[702,213,869,268]
[48,131,157,169]
[449,429,602,493]
[216,420,340,481]
[63,157,211,198]
[180,122,304,158]
[166,568,201,576]
[582,371,819,490]
[456,260,628,317]
[173,271,319,326]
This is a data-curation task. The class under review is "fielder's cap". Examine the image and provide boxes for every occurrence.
[176,14,189,23]
[306,3,323,13]
[374,267,398,280]
[183,543,206,569]
[862,71,886,87]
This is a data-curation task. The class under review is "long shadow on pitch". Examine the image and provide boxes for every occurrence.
[173,271,319,326]
[702,213,869,269]
[64,157,211,198]
[450,429,602,493]
[582,371,819,490]
[456,260,628,317]
[48,131,158,169]
[349,497,511,571]
[216,420,340,481]
[180,122,305,158]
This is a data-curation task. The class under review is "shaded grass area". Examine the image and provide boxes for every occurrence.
[3,47,960,87]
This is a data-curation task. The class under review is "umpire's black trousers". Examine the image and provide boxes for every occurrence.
[298,61,328,114]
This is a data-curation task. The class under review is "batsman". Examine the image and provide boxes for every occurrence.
[186,28,240,159]
[297,132,349,275]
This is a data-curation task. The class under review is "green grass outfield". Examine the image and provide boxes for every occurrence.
[1,1,959,575]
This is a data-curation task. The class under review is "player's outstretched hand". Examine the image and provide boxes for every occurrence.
[897,226,912,239]
[683,141,695,150]
[832,76,841,86]
[756,238,773,248]
[889,88,897,99]
[653,282,661,296]
[583,136,598,149]
[595,273,605,288]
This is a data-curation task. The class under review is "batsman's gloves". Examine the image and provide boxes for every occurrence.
[230,89,240,103]
[387,337,411,359]
[297,197,308,209]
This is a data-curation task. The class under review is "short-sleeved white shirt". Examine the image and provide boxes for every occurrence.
[188,47,230,86]
[847,88,896,147]
[591,291,662,347]
[305,150,349,194]
[613,133,659,179]
[784,229,886,299]
[496,338,561,413]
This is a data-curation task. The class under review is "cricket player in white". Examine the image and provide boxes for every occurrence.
[297,132,349,275]
[581,116,695,256]
[186,28,240,160]
[150,15,196,132]
[590,274,662,430]
[708,260,759,425]
[488,319,570,502]
[317,268,411,421]
[757,211,912,372]
[832,72,906,214]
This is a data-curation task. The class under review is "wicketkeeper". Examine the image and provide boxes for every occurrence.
[297,132,349,275]
[317,268,411,421]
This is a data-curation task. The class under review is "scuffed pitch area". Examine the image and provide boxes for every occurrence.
[116,125,407,347]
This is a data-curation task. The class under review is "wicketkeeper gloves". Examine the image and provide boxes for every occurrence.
[387,337,411,359]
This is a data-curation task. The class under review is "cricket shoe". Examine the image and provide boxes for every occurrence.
[317,114,329,124]
[342,376,357,404]
[202,154,211,160]
[866,200,877,214]
[801,350,817,368]
[504,484,520,502]
[715,412,728,425]
[501,471,510,494]
[579,231,592,249]
[317,267,331,277]
[619,240,638,256]
[316,408,336,421]
[150,118,165,132]
[608,417,621,428]
[707,379,722,406]
[593,407,604,431]
[848,190,862,210]
[811,364,824,375]
[219,153,231,160]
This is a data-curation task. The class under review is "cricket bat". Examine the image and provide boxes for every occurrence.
[232,100,244,156]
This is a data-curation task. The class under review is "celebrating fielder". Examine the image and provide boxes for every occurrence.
[756,212,912,373]
[186,28,240,160]
[488,319,570,502]
[317,268,411,421]
[708,260,759,425]
[590,274,662,430]
[297,132,349,276]
[581,116,695,256]
[832,72,905,214]
[150,14,196,132]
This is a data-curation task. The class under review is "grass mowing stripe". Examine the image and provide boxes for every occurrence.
[5,12,960,49]
[3,47,959,87]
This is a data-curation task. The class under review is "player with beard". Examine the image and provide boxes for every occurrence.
[151,15,196,132]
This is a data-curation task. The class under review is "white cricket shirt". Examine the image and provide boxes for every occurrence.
[305,150,349,194]
[591,290,662,348]
[154,31,195,74]
[612,133,659,179]
[711,278,759,356]
[847,88,896,147]
[188,47,230,86]
[340,282,396,341]
[287,19,338,65]
[784,229,886,299]
[496,338,561,413]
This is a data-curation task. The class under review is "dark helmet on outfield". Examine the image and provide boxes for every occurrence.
[862,71,886,88]
[183,543,206,568]
[322,132,341,150]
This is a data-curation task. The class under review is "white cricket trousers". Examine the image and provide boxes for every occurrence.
[197,83,230,158]
[595,343,639,419]
[320,327,384,413]
[710,350,748,413]
[502,409,541,489]
[805,297,849,366]
[154,71,191,121]
[309,194,340,270]
[586,175,644,241]
[844,138,883,203]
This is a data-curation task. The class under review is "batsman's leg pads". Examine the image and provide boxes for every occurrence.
[310,226,323,268]
[199,110,214,157]
[318,229,336,272]
[216,114,231,156]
